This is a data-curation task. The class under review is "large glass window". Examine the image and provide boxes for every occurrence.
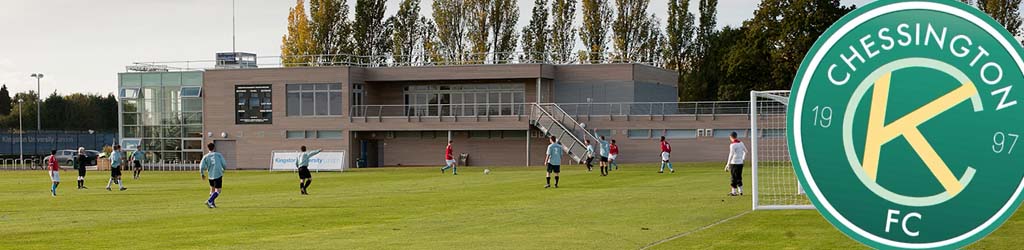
[120,72,204,163]
[403,83,525,116]
[287,83,342,117]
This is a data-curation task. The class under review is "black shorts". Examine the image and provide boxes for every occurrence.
[133,161,142,170]
[729,164,744,188]
[78,168,87,177]
[208,177,223,188]
[546,163,561,173]
[599,156,609,163]
[111,167,122,177]
[298,166,312,179]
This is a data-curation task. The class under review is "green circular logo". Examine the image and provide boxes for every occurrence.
[789,0,1024,248]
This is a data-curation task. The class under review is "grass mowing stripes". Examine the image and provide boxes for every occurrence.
[1,163,1022,249]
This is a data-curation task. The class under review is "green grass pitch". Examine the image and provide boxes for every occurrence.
[2,163,1023,249]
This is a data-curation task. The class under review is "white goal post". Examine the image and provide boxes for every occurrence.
[750,90,814,210]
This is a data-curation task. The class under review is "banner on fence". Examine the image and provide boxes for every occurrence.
[270,151,345,171]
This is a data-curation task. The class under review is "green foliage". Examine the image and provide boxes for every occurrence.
[353,0,392,66]
[310,0,352,64]
[0,91,117,132]
[665,0,695,72]
[390,0,422,64]
[281,0,316,67]
[490,0,520,63]
[467,0,492,64]
[579,0,613,63]
[433,0,468,63]
[976,0,1023,36]
[550,0,578,63]
[521,0,550,63]
[0,85,10,116]
[612,0,651,62]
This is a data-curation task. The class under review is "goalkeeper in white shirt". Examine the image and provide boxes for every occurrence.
[725,132,748,196]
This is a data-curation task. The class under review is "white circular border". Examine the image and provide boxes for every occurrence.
[793,1,1024,249]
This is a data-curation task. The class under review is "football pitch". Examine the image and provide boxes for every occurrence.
[2,163,1023,249]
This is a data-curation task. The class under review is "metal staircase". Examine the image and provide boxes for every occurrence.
[530,103,600,164]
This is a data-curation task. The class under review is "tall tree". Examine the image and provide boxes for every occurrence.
[420,17,445,64]
[391,0,422,65]
[695,0,718,58]
[0,84,10,116]
[41,91,67,130]
[310,0,352,65]
[977,0,1023,36]
[490,0,520,63]
[353,0,392,66]
[637,14,664,66]
[433,0,468,63]
[612,0,651,62]
[579,0,614,63]
[281,0,316,67]
[467,0,492,63]
[550,0,578,63]
[522,0,551,63]
[665,0,696,72]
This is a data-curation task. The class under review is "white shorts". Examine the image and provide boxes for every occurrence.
[49,171,60,182]
[445,159,456,166]
[609,154,618,160]
[661,152,671,161]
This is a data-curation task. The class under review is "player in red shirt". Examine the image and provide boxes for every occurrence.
[609,140,620,170]
[440,140,457,175]
[47,150,62,196]
[659,136,675,173]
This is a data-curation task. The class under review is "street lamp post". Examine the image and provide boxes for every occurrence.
[18,99,24,163]
[30,73,43,132]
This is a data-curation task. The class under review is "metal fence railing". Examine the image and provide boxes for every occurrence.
[351,103,528,121]
[0,159,200,171]
[128,51,665,72]
[351,101,752,120]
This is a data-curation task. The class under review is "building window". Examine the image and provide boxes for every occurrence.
[286,130,317,139]
[665,129,698,139]
[403,83,525,116]
[180,87,202,97]
[287,83,342,117]
[236,85,273,124]
[627,129,650,139]
[120,88,140,99]
[317,130,343,139]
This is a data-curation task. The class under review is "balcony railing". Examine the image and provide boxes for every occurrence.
[127,51,665,72]
[351,101,756,121]
[350,103,529,122]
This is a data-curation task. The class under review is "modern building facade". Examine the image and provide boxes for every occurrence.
[119,63,752,169]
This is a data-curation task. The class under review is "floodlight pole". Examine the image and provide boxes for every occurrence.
[30,73,43,131]
[18,99,24,162]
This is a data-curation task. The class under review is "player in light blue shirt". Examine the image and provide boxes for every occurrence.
[296,146,322,195]
[105,145,127,191]
[129,146,147,180]
[599,135,611,176]
[200,143,227,208]
[545,136,566,188]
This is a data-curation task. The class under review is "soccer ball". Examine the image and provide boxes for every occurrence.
[483,169,491,175]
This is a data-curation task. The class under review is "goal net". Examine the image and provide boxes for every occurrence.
[750,90,813,210]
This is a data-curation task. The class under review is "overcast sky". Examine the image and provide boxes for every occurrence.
[0,0,873,96]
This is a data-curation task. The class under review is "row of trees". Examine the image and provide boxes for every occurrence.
[0,85,119,133]
[281,0,676,66]
[280,0,1023,101]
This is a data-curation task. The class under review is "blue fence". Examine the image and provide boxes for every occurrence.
[0,131,118,157]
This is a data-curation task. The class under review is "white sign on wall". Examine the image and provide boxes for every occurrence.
[271,151,346,172]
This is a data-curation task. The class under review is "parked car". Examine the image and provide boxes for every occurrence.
[43,149,100,169]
